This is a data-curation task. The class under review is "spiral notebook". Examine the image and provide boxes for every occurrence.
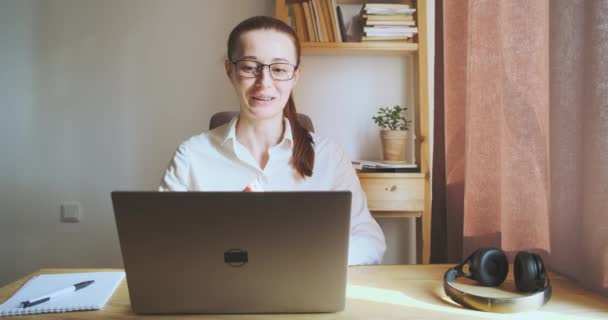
[0,271,125,317]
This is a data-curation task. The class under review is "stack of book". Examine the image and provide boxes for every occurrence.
[352,160,420,173]
[287,0,344,43]
[361,3,418,42]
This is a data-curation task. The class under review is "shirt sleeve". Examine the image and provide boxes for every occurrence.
[332,145,387,265]
[159,143,191,191]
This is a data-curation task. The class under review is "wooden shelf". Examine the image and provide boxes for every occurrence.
[301,41,418,56]
[278,0,419,55]
[372,211,422,219]
[276,0,432,264]
[286,0,410,5]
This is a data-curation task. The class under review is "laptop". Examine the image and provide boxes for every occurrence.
[111,191,351,314]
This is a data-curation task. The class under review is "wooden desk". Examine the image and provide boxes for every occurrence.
[2,265,606,319]
[358,172,429,264]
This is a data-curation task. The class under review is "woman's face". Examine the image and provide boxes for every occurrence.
[226,29,300,123]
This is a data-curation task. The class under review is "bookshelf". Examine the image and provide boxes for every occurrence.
[290,41,418,56]
[276,0,431,264]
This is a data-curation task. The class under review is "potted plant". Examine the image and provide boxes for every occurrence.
[372,105,411,162]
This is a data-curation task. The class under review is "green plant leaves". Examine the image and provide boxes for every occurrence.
[373,105,411,130]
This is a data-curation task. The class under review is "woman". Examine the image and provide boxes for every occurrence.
[160,16,385,265]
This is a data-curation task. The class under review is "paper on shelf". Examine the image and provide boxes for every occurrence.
[352,160,418,169]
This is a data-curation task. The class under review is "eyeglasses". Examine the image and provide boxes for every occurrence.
[230,59,297,81]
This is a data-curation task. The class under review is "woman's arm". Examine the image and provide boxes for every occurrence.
[332,144,386,265]
[159,143,191,191]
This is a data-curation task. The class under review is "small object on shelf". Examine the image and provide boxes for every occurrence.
[336,5,348,42]
[361,2,417,42]
[352,160,419,173]
[380,129,408,161]
[363,3,412,10]
[362,35,413,42]
[372,105,412,162]
[361,166,419,173]
[343,4,364,42]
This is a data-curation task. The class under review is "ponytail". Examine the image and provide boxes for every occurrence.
[284,94,314,177]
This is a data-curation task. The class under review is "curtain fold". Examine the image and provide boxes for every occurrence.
[430,0,447,263]
[437,0,608,296]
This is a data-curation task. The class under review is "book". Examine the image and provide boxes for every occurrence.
[323,0,341,42]
[319,0,331,42]
[311,0,328,41]
[364,8,417,15]
[352,160,419,173]
[364,26,418,33]
[0,271,125,317]
[287,2,295,29]
[325,0,342,42]
[364,32,415,39]
[362,14,415,21]
[360,166,420,173]
[366,20,416,26]
[302,0,318,41]
[364,3,411,10]
[292,2,310,42]
[362,35,412,41]
[353,160,418,169]
[336,5,348,42]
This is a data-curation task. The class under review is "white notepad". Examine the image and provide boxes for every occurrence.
[0,271,125,317]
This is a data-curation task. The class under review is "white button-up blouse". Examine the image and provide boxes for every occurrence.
[159,116,386,265]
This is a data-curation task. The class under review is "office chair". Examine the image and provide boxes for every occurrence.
[209,111,314,132]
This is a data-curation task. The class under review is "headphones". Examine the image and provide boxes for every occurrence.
[443,248,552,313]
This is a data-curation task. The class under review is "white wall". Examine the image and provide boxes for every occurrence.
[0,0,35,289]
[296,55,416,161]
[0,0,433,285]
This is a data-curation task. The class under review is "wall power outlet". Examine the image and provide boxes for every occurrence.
[61,202,81,222]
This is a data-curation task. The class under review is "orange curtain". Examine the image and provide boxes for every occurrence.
[437,0,608,295]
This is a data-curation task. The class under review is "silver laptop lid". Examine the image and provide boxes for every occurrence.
[111,191,351,314]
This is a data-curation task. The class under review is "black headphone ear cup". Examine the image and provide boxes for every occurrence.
[514,252,545,292]
[469,248,509,286]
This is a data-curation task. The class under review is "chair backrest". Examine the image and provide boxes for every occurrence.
[209,111,314,132]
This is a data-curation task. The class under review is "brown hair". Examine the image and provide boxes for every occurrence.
[227,16,315,177]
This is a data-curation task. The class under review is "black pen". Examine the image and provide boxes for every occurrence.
[19,280,94,308]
